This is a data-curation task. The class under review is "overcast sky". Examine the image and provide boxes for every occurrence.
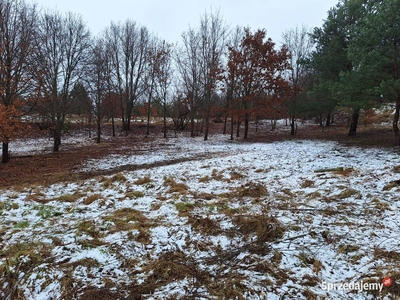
[30,0,339,45]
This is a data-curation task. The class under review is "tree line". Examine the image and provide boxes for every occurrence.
[0,0,399,163]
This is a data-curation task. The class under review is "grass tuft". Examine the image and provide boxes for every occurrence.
[187,215,222,236]
[232,214,285,243]
[125,191,145,199]
[53,194,81,203]
[163,176,188,194]
[236,182,268,198]
[175,202,195,216]
[134,175,152,185]
[111,173,127,182]
[77,220,99,238]
[103,208,152,232]
[335,188,359,199]
[82,194,103,205]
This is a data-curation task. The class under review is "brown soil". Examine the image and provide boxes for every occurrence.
[0,121,397,189]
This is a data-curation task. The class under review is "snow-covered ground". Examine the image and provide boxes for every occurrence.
[1,135,400,299]
[1,131,96,156]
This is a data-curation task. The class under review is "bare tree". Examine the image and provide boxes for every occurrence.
[0,0,38,163]
[177,11,228,140]
[176,28,202,137]
[154,41,174,138]
[144,37,160,136]
[87,36,110,143]
[34,11,91,152]
[198,10,228,141]
[282,25,314,135]
[224,26,244,139]
[104,20,149,132]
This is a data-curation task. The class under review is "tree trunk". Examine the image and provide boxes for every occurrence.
[88,114,92,138]
[244,114,249,139]
[127,115,131,131]
[146,95,152,136]
[223,115,227,135]
[163,102,167,138]
[255,118,258,133]
[204,117,209,141]
[2,142,9,163]
[236,120,241,138]
[111,115,115,137]
[325,111,331,127]
[200,118,204,134]
[190,114,195,137]
[53,131,61,152]
[96,115,101,143]
[271,116,277,130]
[121,110,126,132]
[348,107,360,136]
[290,115,296,136]
[230,114,234,140]
[393,40,399,145]
[393,97,400,145]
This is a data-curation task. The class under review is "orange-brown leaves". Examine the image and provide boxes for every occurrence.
[227,28,291,121]
[0,102,25,143]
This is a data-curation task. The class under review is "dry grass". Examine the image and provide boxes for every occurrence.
[231,214,285,243]
[134,175,152,185]
[77,238,106,249]
[125,190,145,199]
[338,244,360,254]
[140,251,209,293]
[100,173,127,188]
[103,208,152,233]
[236,182,268,198]
[302,288,318,300]
[1,242,53,270]
[282,188,295,198]
[198,175,211,183]
[393,165,400,173]
[78,288,127,300]
[174,202,195,216]
[362,271,400,299]
[135,229,152,244]
[371,197,390,210]
[187,215,222,236]
[77,220,100,238]
[0,241,54,299]
[25,190,46,202]
[374,248,400,261]
[111,173,127,182]
[0,201,19,211]
[230,170,245,180]
[335,167,355,176]
[383,181,400,191]
[271,250,283,264]
[211,169,224,181]
[52,193,82,203]
[163,176,188,194]
[192,191,215,200]
[306,191,322,199]
[63,257,100,269]
[334,188,360,199]
[301,179,314,188]
[208,277,248,299]
[82,194,103,205]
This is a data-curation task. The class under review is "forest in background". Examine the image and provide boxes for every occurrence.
[0,0,399,163]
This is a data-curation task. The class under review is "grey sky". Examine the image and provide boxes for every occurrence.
[30,0,339,45]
